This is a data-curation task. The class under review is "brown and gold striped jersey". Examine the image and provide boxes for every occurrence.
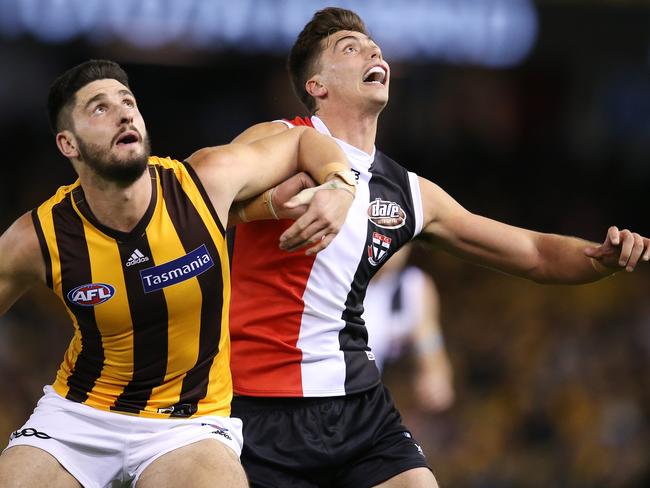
[32,156,232,418]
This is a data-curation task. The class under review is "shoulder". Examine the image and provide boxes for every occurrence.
[231,120,292,144]
[0,211,43,281]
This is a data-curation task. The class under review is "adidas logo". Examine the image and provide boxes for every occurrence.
[126,249,150,267]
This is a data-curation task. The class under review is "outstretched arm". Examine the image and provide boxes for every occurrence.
[420,177,649,283]
[0,213,45,316]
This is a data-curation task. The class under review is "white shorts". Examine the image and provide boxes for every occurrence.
[4,386,243,488]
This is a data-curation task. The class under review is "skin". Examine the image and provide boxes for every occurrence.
[0,76,353,487]
[231,28,650,488]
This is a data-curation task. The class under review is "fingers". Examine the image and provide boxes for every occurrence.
[622,232,646,271]
[588,228,650,273]
[306,233,336,256]
[279,214,332,252]
[606,225,620,246]
[643,237,650,262]
[617,229,634,267]
[279,184,354,255]
[284,187,319,208]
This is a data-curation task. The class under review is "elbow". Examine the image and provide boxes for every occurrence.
[190,146,239,173]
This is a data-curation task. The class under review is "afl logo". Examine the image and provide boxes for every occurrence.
[67,283,115,307]
[367,198,406,229]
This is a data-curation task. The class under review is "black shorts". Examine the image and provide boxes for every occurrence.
[231,383,430,488]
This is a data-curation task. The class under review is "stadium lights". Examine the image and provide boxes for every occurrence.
[0,0,538,67]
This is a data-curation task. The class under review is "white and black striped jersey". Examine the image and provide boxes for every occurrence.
[230,115,424,397]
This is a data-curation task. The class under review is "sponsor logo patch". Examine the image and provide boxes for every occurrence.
[67,283,115,306]
[140,244,213,293]
[367,198,406,229]
[126,248,150,267]
[367,232,392,266]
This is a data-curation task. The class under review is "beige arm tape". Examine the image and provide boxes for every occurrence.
[289,178,356,206]
[237,188,279,223]
[313,162,350,184]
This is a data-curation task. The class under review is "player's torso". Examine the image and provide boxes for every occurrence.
[230,116,423,397]
[33,157,232,418]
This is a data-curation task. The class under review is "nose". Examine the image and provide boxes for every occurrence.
[368,44,382,60]
[119,113,133,125]
[118,105,133,126]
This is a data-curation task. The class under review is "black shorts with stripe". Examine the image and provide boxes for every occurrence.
[231,383,431,488]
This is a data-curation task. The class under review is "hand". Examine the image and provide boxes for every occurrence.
[278,184,355,255]
[413,365,455,413]
[584,226,650,273]
[270,172,317,220]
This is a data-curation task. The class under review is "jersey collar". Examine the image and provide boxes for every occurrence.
[310,115,375,171]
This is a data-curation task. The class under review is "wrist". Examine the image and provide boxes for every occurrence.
[590,257,617,276]
[324,176,356,198]
[237,188,279,223]
[315,162,351,184]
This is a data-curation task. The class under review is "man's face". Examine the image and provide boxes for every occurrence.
[66,78,150,185]
[312,30,390,112]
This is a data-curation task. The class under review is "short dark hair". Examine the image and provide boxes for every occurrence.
[47,59,130,134]
[288,7,368,113]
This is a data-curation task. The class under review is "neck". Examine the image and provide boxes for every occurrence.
[78,168,152,233]
[316,105,379,155]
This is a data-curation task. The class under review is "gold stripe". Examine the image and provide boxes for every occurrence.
[81,217,133,409]
[152,157,232,416]
[145,175,204,412]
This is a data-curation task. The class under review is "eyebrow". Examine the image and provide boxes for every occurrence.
[83,88,135,110]
[333,35,362,50]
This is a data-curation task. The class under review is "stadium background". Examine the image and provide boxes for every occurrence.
[0,0,649,486]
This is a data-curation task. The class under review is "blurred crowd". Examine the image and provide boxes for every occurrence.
[2,251,649,487]
[1,1,649,487]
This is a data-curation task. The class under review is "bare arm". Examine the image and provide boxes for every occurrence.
[0,213,45,316]
[420,177,650,283]
[230,120,288,144]
[411,274,454,412]
[186,125,351,227]
[225,121,356,254]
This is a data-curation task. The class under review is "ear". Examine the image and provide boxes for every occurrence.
[305,75,327,99]
[56,130,80,159]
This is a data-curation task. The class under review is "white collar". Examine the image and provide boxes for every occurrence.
[310,115,375,170]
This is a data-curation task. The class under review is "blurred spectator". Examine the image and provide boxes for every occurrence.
[363,243,454,412]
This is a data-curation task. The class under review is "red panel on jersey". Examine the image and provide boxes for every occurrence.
[230,219,318,396]
[285,116,314,128]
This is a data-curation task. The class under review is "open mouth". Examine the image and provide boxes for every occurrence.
[362,65,387,85]
[115,131,140,146]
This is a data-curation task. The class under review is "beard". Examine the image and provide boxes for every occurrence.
[77,133,151,186]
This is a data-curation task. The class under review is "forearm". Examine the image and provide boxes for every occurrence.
[530,233,614,284]
[227,189,278,227]
[296,128,350,183]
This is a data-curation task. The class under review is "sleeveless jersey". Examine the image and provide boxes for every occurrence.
[32,156,232,418]
[230,115,424,397]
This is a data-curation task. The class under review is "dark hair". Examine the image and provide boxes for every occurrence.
[288,7,368,113]
[47,59,130,134]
